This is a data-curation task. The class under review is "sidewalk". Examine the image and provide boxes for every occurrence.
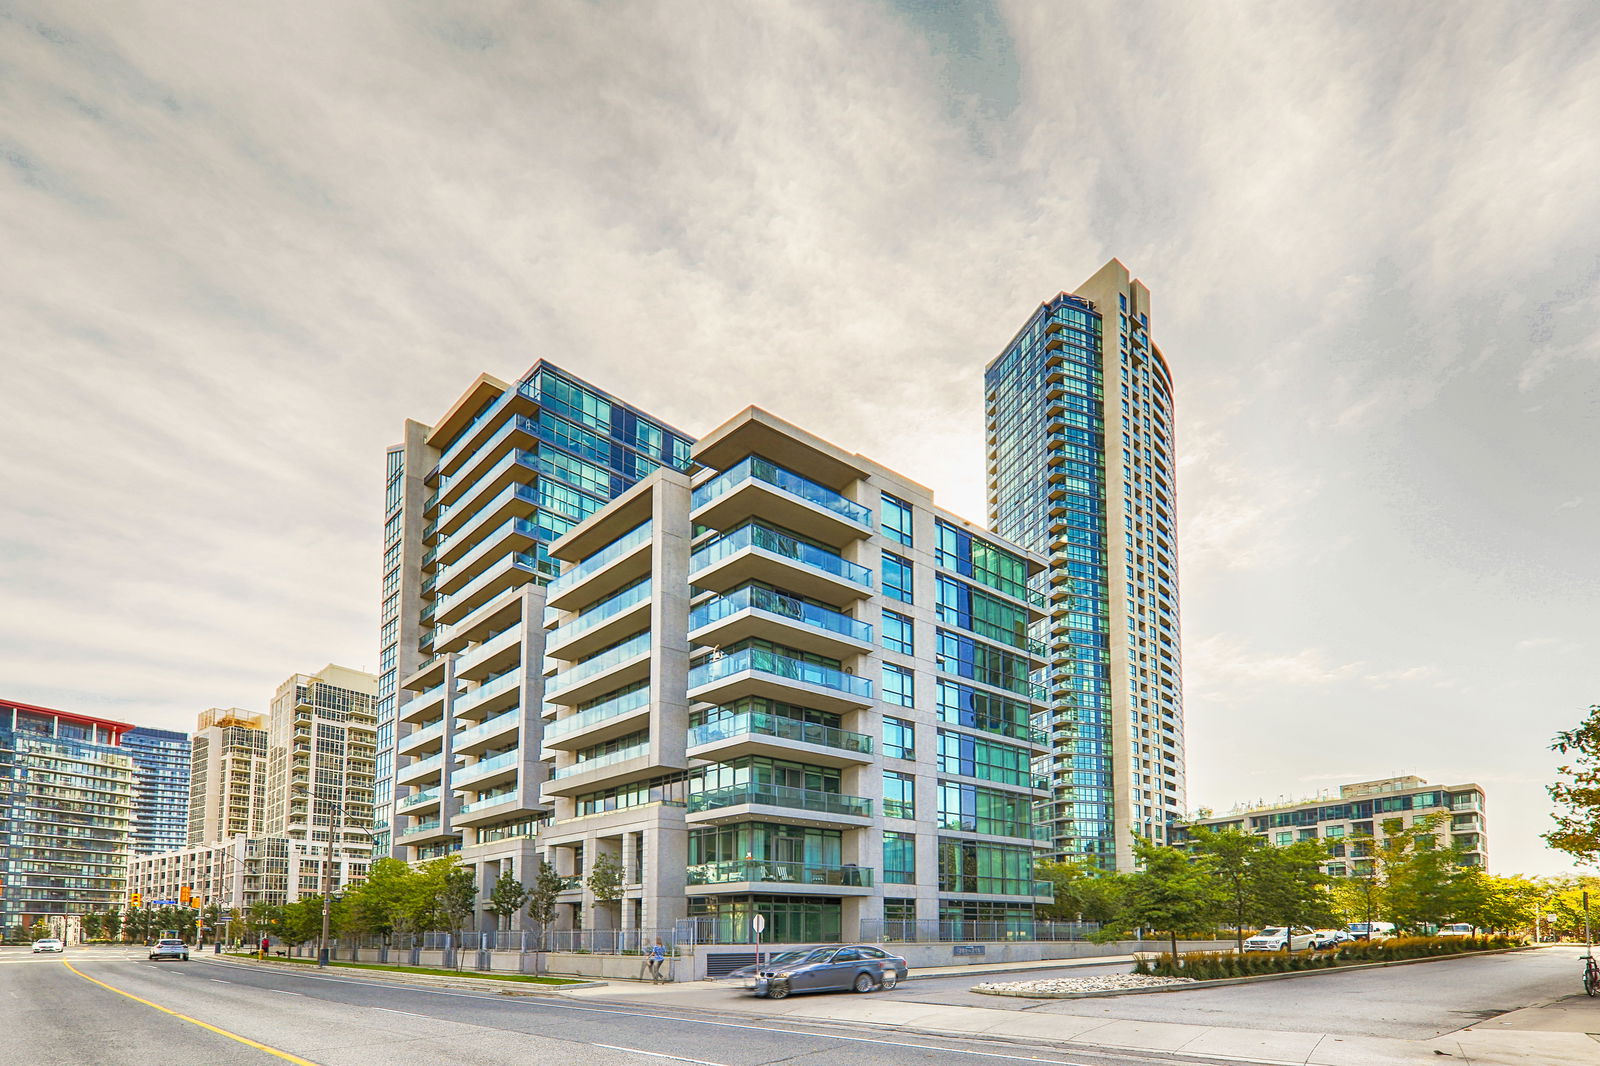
[564,961,1600,1065]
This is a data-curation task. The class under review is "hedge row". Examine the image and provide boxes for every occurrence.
[1136,934,1523,979]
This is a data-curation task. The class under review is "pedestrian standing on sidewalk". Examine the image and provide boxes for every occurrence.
[647,939,667,983]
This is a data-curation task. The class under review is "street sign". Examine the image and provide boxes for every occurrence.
[750,915,766,934]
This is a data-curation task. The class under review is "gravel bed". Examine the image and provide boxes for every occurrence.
[973,974,1196,996]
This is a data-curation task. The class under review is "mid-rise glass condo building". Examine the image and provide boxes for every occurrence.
[376,361,693,931]
[985,259,1185,870]
[123,726,190,856]
[0,700,135,933]
[537,408,1052,942]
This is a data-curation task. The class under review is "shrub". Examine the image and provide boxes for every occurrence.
[1147,935,1521,979]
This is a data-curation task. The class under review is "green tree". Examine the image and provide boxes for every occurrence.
[1380,815,1467,930]
[409,856,477,934]
[200,901,224,946]
[1546,705,1600,863]
[1252,839,1333,947]
[244,900,284,944]
[1449,871,1541,933]
[1117,838,1223,960]
[1036,860,1124,924]
[488,868,530,932]
[82,911,103,941]
[527,862,564,948]
[1188,828,1268,952]
[102,908,121,942]
[345,857,414,943]
[280,897,325,947]
[27,919,53,941]
[587,853,624,924]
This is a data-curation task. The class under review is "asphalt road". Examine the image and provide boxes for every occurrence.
[882,946,1585,1039]
[0,945,1231,1066]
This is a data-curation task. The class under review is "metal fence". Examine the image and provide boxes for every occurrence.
[857,919,1101,944]
[315,927,688,957]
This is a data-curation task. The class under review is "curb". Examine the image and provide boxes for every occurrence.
[904,955,1133,982]
[213,953,609,993]
[970,945,1538,999]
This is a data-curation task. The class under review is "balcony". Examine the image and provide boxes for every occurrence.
[396,752,450,787]
[454,708,520,756]
[542,686,651,750]
[437,517,540,594]
[454,625,522,682]
[544,630,651,707]
[397,787,441,813]
[541,741,658,798]
[548,579,652,662]
[687,646,873,714]
[397,720,447,757]
[547,522,652,612]
[435,550,540,626]
[395,817,453,845]
[691,456,872,547]
[550,741,650,780]
[689,585,872,660]
[454,791,525,824]
[453,669,523,718]
[451,749,521,791]
[685,859,873,895]
[438,481,542,559]
[686,782,872,826]
[437,418,538,511]
[686,711,872,768]
[689,523,872,609]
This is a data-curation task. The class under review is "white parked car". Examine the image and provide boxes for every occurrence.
[1437,923,1477,938]
[1242,926,1317,952]
[1346,921,1397,941]
[31,938,64,953]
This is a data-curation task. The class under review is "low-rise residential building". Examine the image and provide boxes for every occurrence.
[1176,775,1488,873]
[126,835,369,913]
[536,407,1054,943]
[0,700,135,933]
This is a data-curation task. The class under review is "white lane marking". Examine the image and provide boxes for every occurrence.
[210,980,230,985]
[592,1045,727,1065]
[204,965,1093,1065]
[270,990,302,996]
[374,1008,423,1017]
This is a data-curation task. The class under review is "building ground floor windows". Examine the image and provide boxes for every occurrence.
[687,894,842,945]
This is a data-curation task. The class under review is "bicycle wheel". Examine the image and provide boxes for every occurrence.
[1585,965,1597,997]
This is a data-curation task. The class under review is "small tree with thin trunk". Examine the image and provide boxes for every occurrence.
[527,862,564,949]
[587,853,624,928]
[489,869,530,933]
[1118,838,1222,961]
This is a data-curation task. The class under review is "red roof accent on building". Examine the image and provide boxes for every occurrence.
[1,698,137,739]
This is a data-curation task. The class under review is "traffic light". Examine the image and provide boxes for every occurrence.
[130,892,142,908]
[179,885,191,906]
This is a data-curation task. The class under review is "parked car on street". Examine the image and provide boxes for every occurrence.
[1346,922,1397,941]
[1310,929,1353,949]
[1437,923,1478,938]
[725,944,908,999]
[148,938,190,962]
[31,938,64,953]
[1242,926,1317,952]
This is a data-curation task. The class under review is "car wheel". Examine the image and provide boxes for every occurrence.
[853,972,875,993]
[766,983,789,1000]
[880,970,898,990]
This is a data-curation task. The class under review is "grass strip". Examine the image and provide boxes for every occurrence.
[223,952,581,984]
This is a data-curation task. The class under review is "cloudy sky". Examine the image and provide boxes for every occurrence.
[3,2,1597,876]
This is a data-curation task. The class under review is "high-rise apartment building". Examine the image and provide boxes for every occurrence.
[378,362,692,926]
[123,726,190,856]
[188,708,270,845]
[986,259,1185,871]
[267,665,377,858]
[0,700,134,933]
[538,408,1052,942]
[1175,776,1488,873]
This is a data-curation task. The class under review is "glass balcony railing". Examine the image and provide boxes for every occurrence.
[1032,879,1057,897]
[400,817,441,837]
[454,669,522,713]
[401,753,446,778]
[690,522,872,588]
[440,415,536,490]
[689,585,871,643]
[553,579,652,646]
[545,631,651,698]
[549,522,652,597]
[436,550,539,618]
[688,646,873,701]
[686,859,873,888]
[688,782,871,818]
[398,788,440,811]
[691,456,872,528]
[551,741,650,779]
[455,708,519,748]
[458,791,518,815]
[687,711,872,756]
[401,720,446,750]
[452,750,519,786]
[557,876,583,892]
[544,686,651,741]
[440,517,540,582]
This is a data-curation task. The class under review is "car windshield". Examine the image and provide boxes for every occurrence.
[796,947,837,963]
[761,950,811,966]
[1259,928,1286,936]
[1349,924,1370,932]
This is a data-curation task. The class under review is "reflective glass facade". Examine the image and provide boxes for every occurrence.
[984,261,1185,870]
[123,726,190,855]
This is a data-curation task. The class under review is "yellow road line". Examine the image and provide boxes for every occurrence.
[60,959,323,1066]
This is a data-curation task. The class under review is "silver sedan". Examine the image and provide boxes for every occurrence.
[729,944,908,999]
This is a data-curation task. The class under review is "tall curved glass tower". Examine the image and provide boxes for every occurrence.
[984,259,1185,871]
